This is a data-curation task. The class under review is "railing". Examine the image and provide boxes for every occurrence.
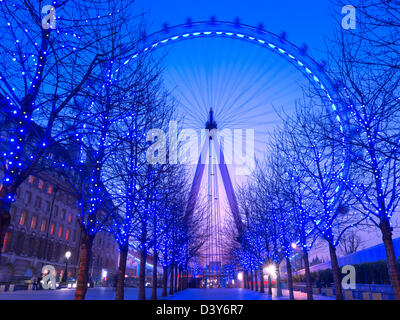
[292,282,395,300]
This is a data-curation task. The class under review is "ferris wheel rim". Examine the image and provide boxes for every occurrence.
[115,19,351,215]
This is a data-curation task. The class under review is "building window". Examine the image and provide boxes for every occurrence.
[61,209,66,220]
[28,175,35,184]
[47,243,53,260]
[34,196,42,209]
[28,237,35,256]
[16,187,21,199]
[10,206,17,219]
[24,191,31,205]
[38,179,44,189]
[58,226,63,238]
[65,228,70,241]
[15,233,24,255]
[2,232,11,253]
[30,216,38,229]
[40,219,47,232]
[47,185,53,194]
[67,213,72,223]
[19,211,27,226]
[54,205,59,217]
[50,223,55,235]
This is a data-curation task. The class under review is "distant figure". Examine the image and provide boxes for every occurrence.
[36,274,43,290]
[113,274,118,290]
[30,276,37,290]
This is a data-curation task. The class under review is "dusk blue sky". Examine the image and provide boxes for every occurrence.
[136,0,339,60]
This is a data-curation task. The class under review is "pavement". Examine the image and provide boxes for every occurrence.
[0,287,334,300]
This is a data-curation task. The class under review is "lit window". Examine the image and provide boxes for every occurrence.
[38,179,44,189]
[19,211,27,226]
[30,216,38,229]
[2,232,11,252]
[65,228,70,241]
[40,219,47,232]
[50,223,55,235]
[68,214,72,223]
[58,226,63,238]
[28,175,35,184]
[47,185,53,194]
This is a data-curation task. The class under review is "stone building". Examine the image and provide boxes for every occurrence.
[0,173,119,283]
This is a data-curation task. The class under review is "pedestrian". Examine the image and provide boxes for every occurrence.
[36,273,43,290]
[31,276,37,290]
[112,274,118,291]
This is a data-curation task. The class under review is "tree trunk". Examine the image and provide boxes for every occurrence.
[286,257,295,300]
[254,269,258,291]
[0,206,11,261]
[162,266,168,297]
[151,251,158,300]
[259,266,265,293]
[169,264,174,295]
[267,274,272,295]
[74,233,93,300]
[276,264,283,297]
[115,245,128,300]
[177,266,181,291]
[179,267,182,290]
[303,251,313,300]
[250,269,254,290]
[179,267,183,291]
[244,271,248,289]
[380,220,400,300]
[174,265,178,292]
[328,241,343,300]
[138,249,147,300]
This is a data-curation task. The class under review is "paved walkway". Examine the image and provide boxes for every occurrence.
[165,288,333,300]
[0,287,334,300]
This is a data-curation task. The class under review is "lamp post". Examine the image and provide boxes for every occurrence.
[64,251,71,284]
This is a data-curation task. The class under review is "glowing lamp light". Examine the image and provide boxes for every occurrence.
[101,269,108,280]
[237,272,243,281]
[264,265,277,279]
[65,251,71,259]
[291,242,297,250]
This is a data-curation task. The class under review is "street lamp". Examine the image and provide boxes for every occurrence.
[64,251,71,284]
[264,264,277,279]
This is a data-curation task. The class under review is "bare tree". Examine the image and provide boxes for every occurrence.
[327,3,400,299]
[339,229,363,255]
[0,0,135,259]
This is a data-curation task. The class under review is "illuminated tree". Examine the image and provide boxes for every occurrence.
[328,1,400,299]
[0,0,134,258]
[275,102,365,300]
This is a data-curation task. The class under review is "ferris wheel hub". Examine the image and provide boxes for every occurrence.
[205,107,217,131]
